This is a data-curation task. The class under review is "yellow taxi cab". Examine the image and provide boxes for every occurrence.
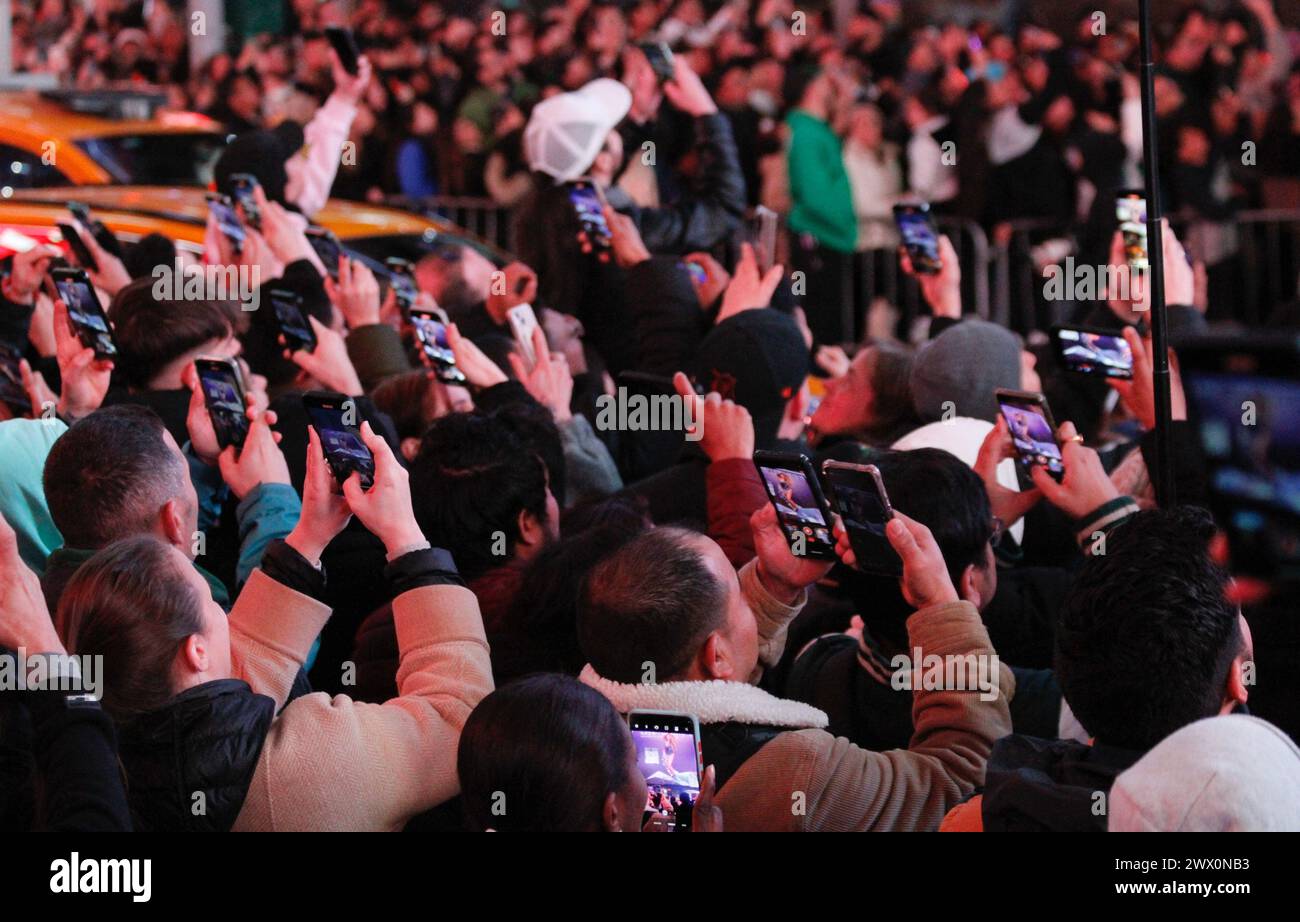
[0,185,511,268]
[0,89,227,189]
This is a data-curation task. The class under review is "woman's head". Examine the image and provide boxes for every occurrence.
[59,536,230,720]
[458,674,644,831]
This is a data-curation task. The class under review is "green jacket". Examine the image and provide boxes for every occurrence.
[785,110,857,254]
[0,418,67,577]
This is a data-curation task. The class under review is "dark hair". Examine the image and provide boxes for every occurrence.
[490,398,566,506]
[122,232,177,280]
[862,341,919,445]
[458,674,635,831]
[1054,506,1243,751]
[59,535,205,720]
[410,412,550,581]
[370,371,436,441]
[43,405,187,549]
[578,527,725,683]
[494,497,651,683]
[109,277,244,389]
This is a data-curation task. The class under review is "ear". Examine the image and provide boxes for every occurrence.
[958,563,982,609]
[400,437,422,462]
[602,790,623,832]
[697,630,733,681]
[160,498,188,549]
[1224,652,1251,710]
[179,632,209,675]
[516,507,545,550]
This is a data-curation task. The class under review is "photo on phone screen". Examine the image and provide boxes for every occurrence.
[208,194,246,252]
[753,450,837,559]
[893,203,942,275]
[303,392,375,490]
[229,173,261,229]
[1053,326,1134,379]
[56,222,98,272]
[1117,191,1148,271]
[410,309,467,384]
[195,358,248,451]
[269,289,316,353]
[325,26,361,75]
[996,389,1064,479]
[628,711,702,832]
[507,303,539,369]
[0,344,34,416]
[568,180,611,249]
[306,227,345,277]
[821,461,900,575]
[50,268,116,359]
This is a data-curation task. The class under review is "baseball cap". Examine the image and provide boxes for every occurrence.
[523,79,632,183]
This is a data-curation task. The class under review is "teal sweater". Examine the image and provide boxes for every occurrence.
[785,109,857,254]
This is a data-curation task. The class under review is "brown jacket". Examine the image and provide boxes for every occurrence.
[582,560,1014,831]
[226,569,493,831]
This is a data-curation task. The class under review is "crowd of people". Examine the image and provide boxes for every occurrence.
[2,0,1300,833]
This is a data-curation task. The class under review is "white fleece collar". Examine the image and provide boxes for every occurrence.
[579,665,829,729]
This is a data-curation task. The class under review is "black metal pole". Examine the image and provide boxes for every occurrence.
[1137,0,1176,508]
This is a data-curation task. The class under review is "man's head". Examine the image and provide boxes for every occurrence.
[909,319,1025,424]
[414,243,498,318]
[410,411,558,581]
[110,278,245,390]
[43,406,197,554]
[1055,506,1251,752]
[579,527,759,684]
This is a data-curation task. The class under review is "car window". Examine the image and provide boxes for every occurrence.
[0,143,72,190]
[75,133,227,186]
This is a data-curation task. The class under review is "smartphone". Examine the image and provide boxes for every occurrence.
[507,303,540,370]
[385,257,418,317]
[207,193,246,254]
[66,201,123,259]
[821,461,900,576]
[1117,190,1148,271]
[1052,325,1134,380]
[229,173,261,230]
[47,267,116,359]
[194,357,249,451]
[302,391,375,490]
[269,288,317,353]
[995,388,1064,481]
[747,205,779,275]
[0,344,34,416]
[627,710,702,832]
[753,450,838,560]
[683,261,708,286]
[306,226,345,278]
[325,26,362,76]
[56,222,98,273]
[409,308,467,384]
[567,180,612,251]
[639,42,675,83]
[1180,333,1300,583]
[893,202,942,275]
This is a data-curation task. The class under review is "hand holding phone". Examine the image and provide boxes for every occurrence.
[56,222,98,273]
[568,180,612,251]
[47,267,116,359]
[821,461,900,575]
[1116,190,1148,271]
[1052,325,1134,379]
[628,711,703,831]
[410,308,467,383]
[753,451,837,560]
[325,26,362,76]
[995,388,1065,481]
[229,173,262,230]
[1025,420,1120,521]
[507,303,540,370]
[894,202,943,276]
[269,289,317,353]
[208,193,246,254]
[194,357,249,452]
[303,392,375,491]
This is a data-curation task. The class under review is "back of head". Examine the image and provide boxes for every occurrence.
[909,319,1022,424]
[1109,715,1300,831]
[578,527,724,683]
[59,535,203,721]
[1055,506,1242,751]
[121,233,177,281]
[864,341,919,440]
[693,310,810,447]
[457,674,632,831]
[43,405,185,550]
[110,277,244,389]
[489,399,567,507]
[410,412,550,581]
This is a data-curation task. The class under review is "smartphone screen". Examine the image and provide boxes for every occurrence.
[410,309,467,384]
[325,26,361,75]
[56,222,98,272]
[195,358,248,451]
[997,391,1064,478]
[1053,326,1134,379]
[385,258,418,316]
[0,345,34,416]
[306,227,345,277]
[894,203,942,275]
[303,393,375,490]
[753,451,837,560]
[1117,191,1148,271]
[628,711,702,832]
[229,174,261,229]
[507,303,539,370]
[50,268,116,359]
[822,462,900,576]
[568,181,611,249]
[208,195,246,251]
[269,289,316,353]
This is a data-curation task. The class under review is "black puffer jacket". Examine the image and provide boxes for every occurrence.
[117,679,274,832]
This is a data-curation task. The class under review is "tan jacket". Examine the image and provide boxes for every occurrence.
[583,560,1014,832]
[226,569,493,831]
